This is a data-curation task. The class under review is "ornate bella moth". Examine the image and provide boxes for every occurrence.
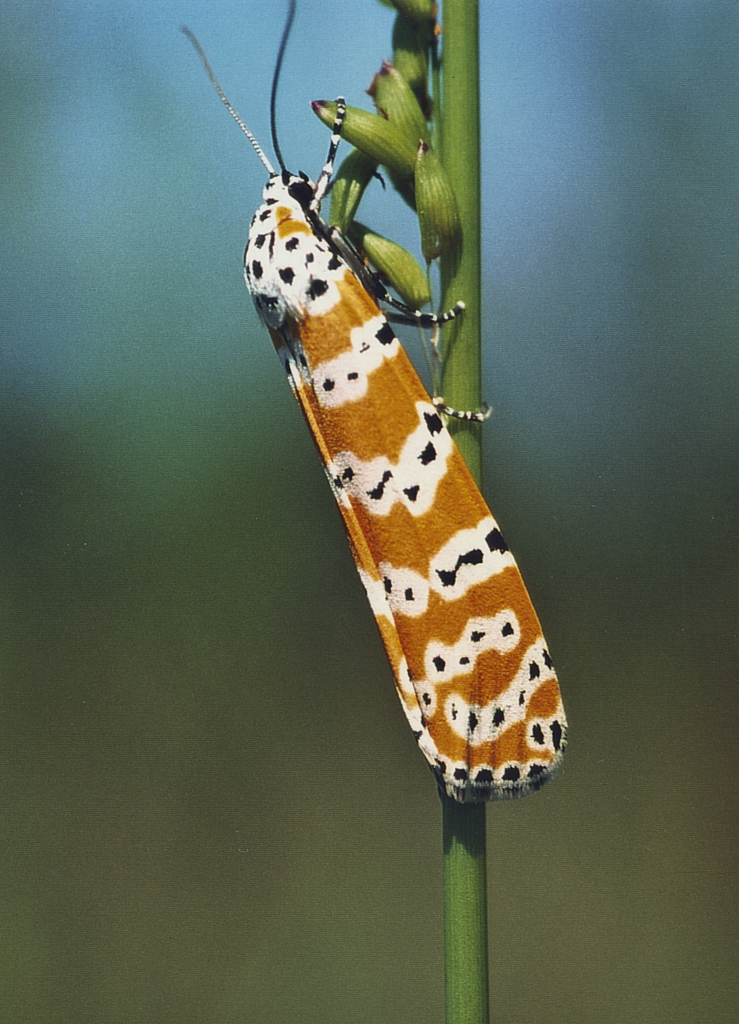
[184,11,566,803]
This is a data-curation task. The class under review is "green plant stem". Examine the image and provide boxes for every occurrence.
[439,0,482,484]
[438,2,489,1023]
[442,797,489,1024]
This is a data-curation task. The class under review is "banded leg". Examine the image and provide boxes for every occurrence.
[375,279,466,328]
[425,321,492,422]
[326,224,465,328]
[311,97,347,211]
[432,397,492,423]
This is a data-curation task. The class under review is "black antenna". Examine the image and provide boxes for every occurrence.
[270,0,297,174]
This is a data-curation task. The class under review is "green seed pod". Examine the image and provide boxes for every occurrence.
[311,100,416,182]
[391,12,431,107]
[368,60,429,148]
[328,147,378,234]
[348,221,432,309]
[415,141,462,262]
[387,0,436,26]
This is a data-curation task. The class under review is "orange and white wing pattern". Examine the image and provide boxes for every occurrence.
[244,163,566,802]
[181,17,566,800]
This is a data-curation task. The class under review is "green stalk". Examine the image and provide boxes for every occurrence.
[439,0,483,483]
[442,797,489,1024]
[438,2,489,1024]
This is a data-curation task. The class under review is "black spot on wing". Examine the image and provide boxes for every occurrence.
[424,411,443,435]
[485,527,509,554]
[418,442,437,466]
[529,661,540,680]
[285,237,300,251]
[375,322,395,346]
[436,547,484,588]
[279,267,295,285]
[550,720,563,751]
[251,261,263,280]
[367,470,393,501]
[403,484,420,502]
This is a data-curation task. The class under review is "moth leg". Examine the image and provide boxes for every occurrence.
[378,283,465,328]
[311,97,347,211]
[432,397,492,423]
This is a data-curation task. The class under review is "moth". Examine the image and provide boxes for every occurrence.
[184,12,566,802]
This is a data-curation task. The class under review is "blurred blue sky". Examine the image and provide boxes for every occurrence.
[4,0,738,459]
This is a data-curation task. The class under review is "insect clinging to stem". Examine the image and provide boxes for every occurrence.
[183,2,566,802]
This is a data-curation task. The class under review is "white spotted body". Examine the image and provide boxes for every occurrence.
[246,174,346,330]
[243,169,567,801]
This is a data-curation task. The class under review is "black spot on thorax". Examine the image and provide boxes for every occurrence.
[308,279,329,300]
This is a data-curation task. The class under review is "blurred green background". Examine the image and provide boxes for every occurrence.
[2,1,738,1021]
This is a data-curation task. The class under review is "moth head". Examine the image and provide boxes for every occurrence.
[262,172,314,211]
[286,172,315,210]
